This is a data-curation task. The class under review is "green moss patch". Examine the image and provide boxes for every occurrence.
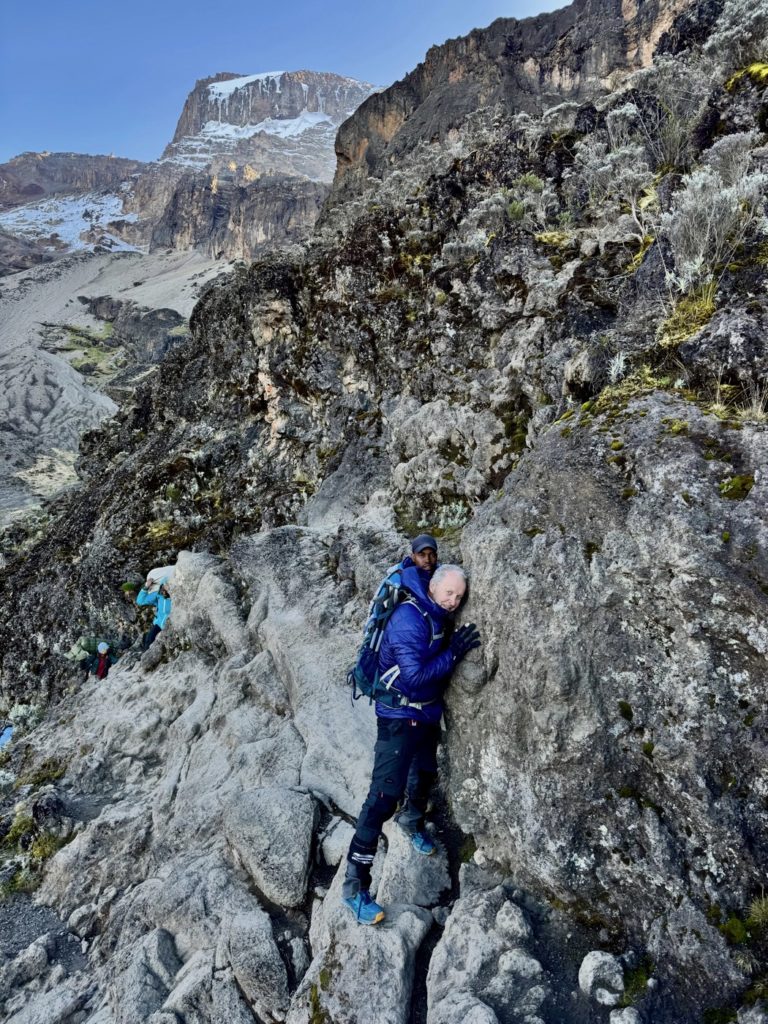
[0,868,40,900]
[2,814,35,849]
[620,957,654,1006]
[618,701,634,722]
[720,915,749,945]
[459,834,478,864]
[29,832,70,861]
[661,418,689,436]
[719,475,754,501]
[17,757,66,788]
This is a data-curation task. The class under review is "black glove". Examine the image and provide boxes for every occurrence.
[450,623,481,662]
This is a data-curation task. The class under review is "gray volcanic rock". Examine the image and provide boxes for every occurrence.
[79,295,187,365]
[225,787,317,907]
[449,393,767,1005]
[0,228,54,276]
[2,2,768,1023]
[293,860,432,1024]
[426,869,548,1024]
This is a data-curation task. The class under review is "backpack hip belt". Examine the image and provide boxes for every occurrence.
[378,664,435,710]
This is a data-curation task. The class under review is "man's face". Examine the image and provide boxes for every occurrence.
[429,571,466,612]
[412,546,437,572]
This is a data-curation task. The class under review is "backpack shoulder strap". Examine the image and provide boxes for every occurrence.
[400,594,436,644]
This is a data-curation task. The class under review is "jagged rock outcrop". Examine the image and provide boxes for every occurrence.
[0,227,54,276]
[2,0,768,1021]
[0,73,373,269]
[77,294,188,368]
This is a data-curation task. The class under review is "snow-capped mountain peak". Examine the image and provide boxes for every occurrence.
[163,70,378,181]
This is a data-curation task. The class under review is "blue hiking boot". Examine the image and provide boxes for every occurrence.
[342,889,385,925]
[409,830,437,856]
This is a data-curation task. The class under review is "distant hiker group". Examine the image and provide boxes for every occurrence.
[343,533,480,925]
[66,635,120,681]
[64,564,174,680]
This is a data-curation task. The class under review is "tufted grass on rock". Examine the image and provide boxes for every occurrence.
[592,365,675,416]
[659,284,716,348]
[626,234,655,274]
[747,896,768,929]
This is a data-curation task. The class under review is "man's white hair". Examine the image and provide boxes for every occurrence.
[431,564,467,586]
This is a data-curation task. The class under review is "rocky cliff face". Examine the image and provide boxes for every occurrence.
[2,0,768,1022]
[331,0,704,200]
[148,173,328,259]
[0,72,374,272]
[0,153,148,212]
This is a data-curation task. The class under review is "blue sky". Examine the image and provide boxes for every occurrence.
[0,0,560,163]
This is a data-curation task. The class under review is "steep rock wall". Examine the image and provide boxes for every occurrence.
[0,153,148,213]
[330,0,706,201]
[149,173,328,259]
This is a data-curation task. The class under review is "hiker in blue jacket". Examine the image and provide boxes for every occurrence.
[136,577,172,650]
[342,563,480,924]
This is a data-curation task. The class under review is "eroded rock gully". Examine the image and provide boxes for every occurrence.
[2,0,768,1020]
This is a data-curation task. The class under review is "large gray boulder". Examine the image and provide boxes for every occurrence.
[578,950,624,1007]
[225,787,317,908]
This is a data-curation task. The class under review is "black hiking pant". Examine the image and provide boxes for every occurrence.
[343,716,440,897]
[143,624,161,651]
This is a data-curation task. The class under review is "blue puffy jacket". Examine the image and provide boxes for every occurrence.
[377,566,455,723]
[136,588,172,629]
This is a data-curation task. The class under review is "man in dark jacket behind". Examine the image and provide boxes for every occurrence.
[342,563,480,924]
